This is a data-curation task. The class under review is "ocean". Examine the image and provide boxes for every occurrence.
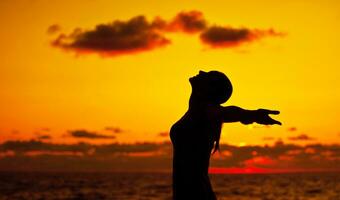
[0,172,339,200]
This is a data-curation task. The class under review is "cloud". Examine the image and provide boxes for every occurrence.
[34,128,52,140]
[0,140,339,172]
[50,11,284,57]
[104,126,124,134]
[167,10,207,33]
[0,140,165,155]
[69,130,115,139]
[0,140,86,154]
[36,135,52,140]
[40,128,51,132]
[52,16,171,56]
[287,127,297,132]
[288,134,315,141]
[200,26,283,48]
[0,140,170,171]
[262,137,275,141]
[11,130,20,134]
[158,132,169,137]
[211,142,340,171]
[47,24,61,35]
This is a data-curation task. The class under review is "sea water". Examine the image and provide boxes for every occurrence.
[0,172,339,200]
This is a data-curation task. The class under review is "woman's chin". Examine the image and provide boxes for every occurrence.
[189,76,198,81]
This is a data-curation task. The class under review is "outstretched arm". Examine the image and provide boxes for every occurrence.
[219,106,281,125]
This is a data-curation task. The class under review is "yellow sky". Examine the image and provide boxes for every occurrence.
[0,0,339,145]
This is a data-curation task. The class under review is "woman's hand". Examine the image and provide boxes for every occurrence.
[252,109,281,125]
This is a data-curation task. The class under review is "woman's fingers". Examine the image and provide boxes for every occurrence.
[257,109,281,125]
[268,110,280,115]
[268,117,282,125]
[258,109,280,115]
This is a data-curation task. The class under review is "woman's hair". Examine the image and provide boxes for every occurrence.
[206,71,233,153]
[205,71,233,105]
[190,70,233,153]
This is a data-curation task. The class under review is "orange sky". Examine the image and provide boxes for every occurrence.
[0,0,340,147]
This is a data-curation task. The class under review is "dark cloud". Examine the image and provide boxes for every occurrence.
[50,11,284,57]
[167,10,207,33]
[0,140,162,155]
[200,26,250,47]
[287,127,297,132]
[158,132,169,137]
[211,142,340,171]
[288,134,315,141]
[11,130,20,134]
[40,128,51,132]
[34,128,51,140]
[262,137,275,141]
[52,16,171,56]
[69,130,115,139]
[0,140,169,171]
[47,24,61,35]
[94,142,165,155]
[0,140,339,172]
[104,126,124,134]
[200,26,283,48]
[36,135,52,140]
[0,140,88,154]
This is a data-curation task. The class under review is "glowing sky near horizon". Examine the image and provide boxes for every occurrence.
[0,0,339,146]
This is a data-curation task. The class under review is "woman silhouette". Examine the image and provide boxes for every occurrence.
[170,70,281,200]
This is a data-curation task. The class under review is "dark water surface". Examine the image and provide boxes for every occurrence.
[0,172,339,200]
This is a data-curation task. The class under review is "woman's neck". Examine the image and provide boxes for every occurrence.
[188,93,208,110]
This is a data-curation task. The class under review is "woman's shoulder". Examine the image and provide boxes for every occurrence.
[206,105,224,118]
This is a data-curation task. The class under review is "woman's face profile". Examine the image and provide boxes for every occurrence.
[189,70,208,85]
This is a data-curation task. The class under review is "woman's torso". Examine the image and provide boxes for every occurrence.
[170,106,222,174]
[170,107,221,200]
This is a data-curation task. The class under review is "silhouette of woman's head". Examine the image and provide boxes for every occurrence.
[189,70,233,105]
